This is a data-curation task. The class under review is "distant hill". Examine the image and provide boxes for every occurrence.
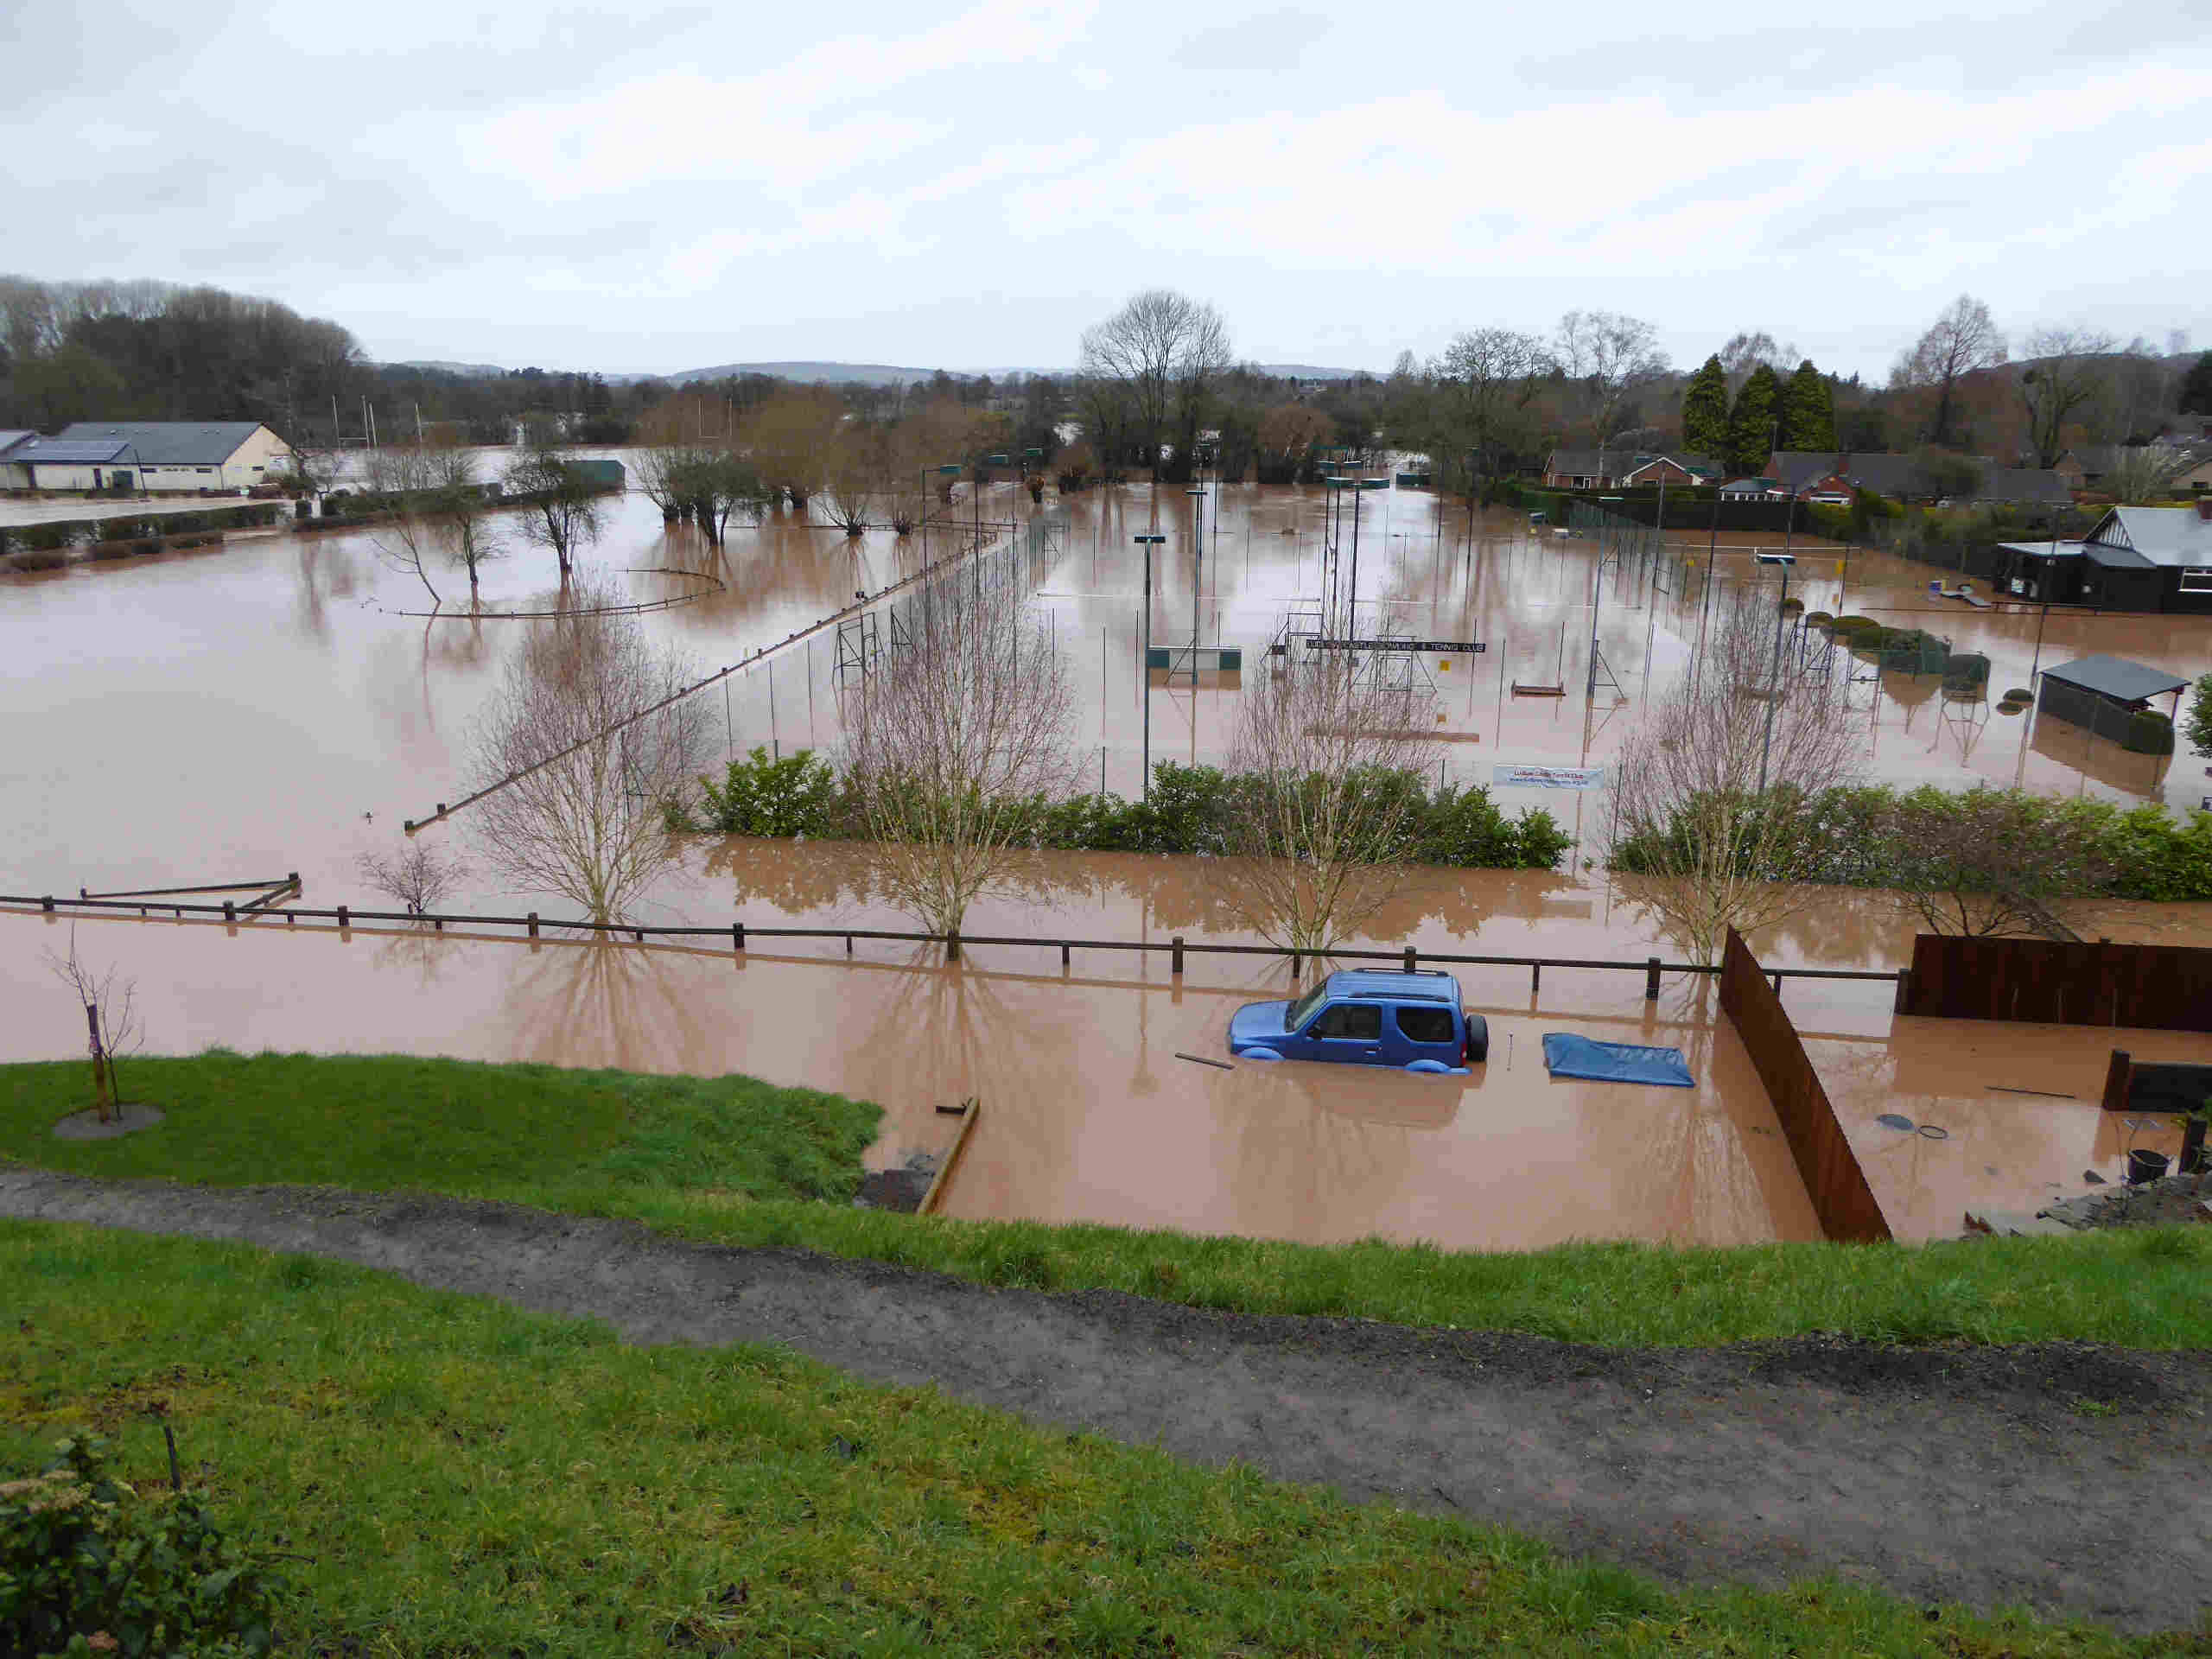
[380,357,1376,386]
[385,359,513,378]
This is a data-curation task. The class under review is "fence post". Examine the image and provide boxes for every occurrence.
[1531,963,1541,996]
[733,921,745,951]
[1288,950,1300,982]
[1403,946,1416,973]
[223,900,236,922]
[336,904,349,930]
[1060,942,1070,969]
[1892,967,1912,1014]
[527,912,539,938]
[1643,957,1661,999]
[41,896,53,913]
[1172,936,1185,976]
[947,930,961,963]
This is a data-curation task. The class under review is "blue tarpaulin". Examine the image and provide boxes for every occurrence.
[1541,1033,1695,1088]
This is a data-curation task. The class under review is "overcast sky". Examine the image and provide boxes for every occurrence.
[6,0,2208,379]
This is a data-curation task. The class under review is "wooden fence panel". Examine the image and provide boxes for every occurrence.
[1719,927,1892,1243]
[1902,936,2212,1033]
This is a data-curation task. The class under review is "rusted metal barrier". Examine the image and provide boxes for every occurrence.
[1719,926,1892,1243]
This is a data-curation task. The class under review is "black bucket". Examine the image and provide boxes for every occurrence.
[2126,1148,2171,1185]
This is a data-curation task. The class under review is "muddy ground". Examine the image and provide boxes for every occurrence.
[3,1167,2208,1636]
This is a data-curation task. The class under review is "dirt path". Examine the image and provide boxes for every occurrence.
[4,1169,2208,1636]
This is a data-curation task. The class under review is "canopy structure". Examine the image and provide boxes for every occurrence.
[1541,1033,1694,1088]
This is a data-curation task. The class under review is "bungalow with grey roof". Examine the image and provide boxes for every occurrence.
[10,422,293,493]
[1998,502,2212,614]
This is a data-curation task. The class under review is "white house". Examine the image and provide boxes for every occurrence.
[0,430,35,491]
[10,422,293,492]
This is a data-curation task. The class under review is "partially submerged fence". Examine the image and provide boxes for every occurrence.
[1719,926,1893,1243]
[1897,935,2212,1033]
[3,888,1902,1002]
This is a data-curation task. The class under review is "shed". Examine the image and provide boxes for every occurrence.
[2034,654,2186,747]
[569,458,626,493]
[0,429,36,491]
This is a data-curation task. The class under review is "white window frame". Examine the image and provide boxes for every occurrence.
[2179,567,2212,594]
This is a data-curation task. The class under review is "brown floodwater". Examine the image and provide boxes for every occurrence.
[4,467,2209,1249]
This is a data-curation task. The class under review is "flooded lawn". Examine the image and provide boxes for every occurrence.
[4,467,2209,1250]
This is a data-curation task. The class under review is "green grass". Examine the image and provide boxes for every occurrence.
[8,1051,2212,1350]
[1,1223,2188,1657]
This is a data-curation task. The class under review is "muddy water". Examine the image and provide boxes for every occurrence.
[4,471,2210,1249]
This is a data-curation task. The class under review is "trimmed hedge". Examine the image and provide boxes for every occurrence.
[683,750,1576,872]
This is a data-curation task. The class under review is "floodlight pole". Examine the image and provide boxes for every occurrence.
[1135,534,1166,799]
[1756,553,1796,793]
[1186,485,1205,688]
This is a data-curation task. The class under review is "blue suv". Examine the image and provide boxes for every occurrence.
[1227,969,1487,1074]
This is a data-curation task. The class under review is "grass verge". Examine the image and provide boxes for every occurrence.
[1,1222,2183,1656]
[7,1051,2212,1350]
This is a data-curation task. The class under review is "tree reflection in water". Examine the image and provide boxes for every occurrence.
[499,936,720,1076]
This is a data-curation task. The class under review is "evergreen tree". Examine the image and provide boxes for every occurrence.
[1726,363,1783,474]
[1781,359,1836,451]
[1680,354,1729,461]
[2180,351,2212,417]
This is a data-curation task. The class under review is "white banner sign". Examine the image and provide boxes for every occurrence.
[1492,764,1605,791]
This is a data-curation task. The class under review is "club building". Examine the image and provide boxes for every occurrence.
[2000,503,2212,616]
[3,422,294,493]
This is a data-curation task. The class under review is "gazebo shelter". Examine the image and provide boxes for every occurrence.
[2034,654,2187,744]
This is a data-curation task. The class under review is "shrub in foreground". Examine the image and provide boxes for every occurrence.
[2,1434,284,1657]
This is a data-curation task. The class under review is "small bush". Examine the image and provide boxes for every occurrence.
[16,520,81,551]
[1,546,70,573]
[1,1433,286,1656]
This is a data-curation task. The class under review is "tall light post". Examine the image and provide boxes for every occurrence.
[1346,475,1386,636]
[1135,532,1166,799]
[1755,551,1796,792]
[918,461,961,569]
[1185,484,1205,688]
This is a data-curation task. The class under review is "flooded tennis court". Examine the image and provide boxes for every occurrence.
[5,463,2209,1249]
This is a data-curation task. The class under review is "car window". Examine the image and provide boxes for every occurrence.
[1285,981,1331,1032]
[1309,1002,1382,1040]
[1395,1006,1455,1045]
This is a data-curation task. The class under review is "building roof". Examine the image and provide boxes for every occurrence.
[1970,467,2073,506]
[53,421,270,465]
[1999,540,2084,559]
[2040,654,2188,704]
[11,436,134,465]
[2088,505,2212,569]
[1546,449,1719,480]
[0,429,35,456]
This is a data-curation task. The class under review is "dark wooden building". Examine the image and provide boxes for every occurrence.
[2000,503,2212,614]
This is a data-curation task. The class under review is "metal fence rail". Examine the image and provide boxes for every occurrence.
[3,890,1903,1001]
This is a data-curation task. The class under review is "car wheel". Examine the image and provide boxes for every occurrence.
[1463,1014,1489,1065]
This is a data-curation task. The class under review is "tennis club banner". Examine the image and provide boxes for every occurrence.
[1491,765,1605,791]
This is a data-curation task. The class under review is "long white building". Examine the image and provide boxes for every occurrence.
[5,422,293,492]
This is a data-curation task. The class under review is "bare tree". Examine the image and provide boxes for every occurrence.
[2018,327,2117,466]
[41,928,143,1122]
[839,565,1081,938]
[1608,588,1861,963]
[466,588,710,925]
[1430,327,1553,485]
[742,388,846,512]
[503,446,605,581]
[1219,650,1440,955]
[1078,289,1232,481]
[363,442,448,607]
[356,838,468,916]
[1890,295,2006,450]
[1885,786,2113,938]
[1718,330,1797,393]
[2103,441,2194,504]
[820,418,894,538]
[1554,310,1668,446]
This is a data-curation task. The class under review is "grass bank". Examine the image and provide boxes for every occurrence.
[6,1051,2211,1349]
[0,1223,2177,1656]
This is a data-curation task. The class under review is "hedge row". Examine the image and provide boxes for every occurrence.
[1614,782,2212,903]
[679,750,1576,872]
[0,503,281,554]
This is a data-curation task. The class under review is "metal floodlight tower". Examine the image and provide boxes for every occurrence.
[1755,552,1796,793]
[1134,533,1167,799]
[1346,476,1386,639]
[1185,484,1206,689]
